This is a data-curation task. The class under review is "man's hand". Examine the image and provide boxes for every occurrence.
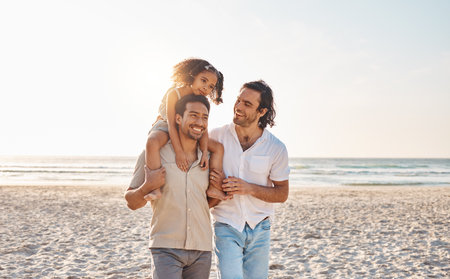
[209,169,224,189]
[208,169,233,200]
[222,176,254,195]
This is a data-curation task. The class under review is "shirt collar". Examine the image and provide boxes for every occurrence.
[229,123,268,146]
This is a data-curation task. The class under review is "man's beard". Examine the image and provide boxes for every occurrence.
[233,113,258,127]
[187,129,203,140]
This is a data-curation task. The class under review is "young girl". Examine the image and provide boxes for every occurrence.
[138,58,227,200]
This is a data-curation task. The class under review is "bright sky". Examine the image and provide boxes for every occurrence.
[1,0,449,158]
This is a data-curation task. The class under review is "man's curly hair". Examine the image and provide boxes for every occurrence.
[241,80,276,129]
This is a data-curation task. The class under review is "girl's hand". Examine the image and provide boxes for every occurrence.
[200,152,209,170]
[175,151,189,172]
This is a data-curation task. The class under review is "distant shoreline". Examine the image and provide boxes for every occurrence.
[1,155,450,159]
[1,157,449,187]
[1,184,449,188]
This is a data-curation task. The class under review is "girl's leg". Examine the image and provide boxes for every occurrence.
[145,130,169,200]
[206,139,227,200]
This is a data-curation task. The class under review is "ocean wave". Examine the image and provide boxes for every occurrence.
[342,182,450,186]
[0,169,131,174]
[344,182,425,186]
[306,170,372,176]
[394,171,450,177]
[290,164,310,170]
[292,169,450,177]
[0,165,131,170]
[337,164,430,169]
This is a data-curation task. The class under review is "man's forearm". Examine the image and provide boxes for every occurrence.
[124,187,147,210]
[222,177,289,203]
[249,180,289,203]
[125,180,161,210]
[208,197,221,208]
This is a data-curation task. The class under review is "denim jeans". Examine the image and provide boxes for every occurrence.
[214,218,271,279]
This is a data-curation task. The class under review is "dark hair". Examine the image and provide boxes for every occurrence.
[241,80,276,129]
[172,58,224,105]
[175,94,210,117]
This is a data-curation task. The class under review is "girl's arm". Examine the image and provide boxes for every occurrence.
[199,132,209,170]
[207,138,223,170]
[166,90,189,172]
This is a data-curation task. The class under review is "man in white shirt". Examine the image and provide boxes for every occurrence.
[209,80,290,279]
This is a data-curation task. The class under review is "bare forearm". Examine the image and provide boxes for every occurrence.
[208,197,221,208]
[125,179,162,210]
[208,139,224,170]
[223,177,289,203]
[199,132,209,153]
[168,126,184,154]
[249,183,289,203]
[124,187,147,210]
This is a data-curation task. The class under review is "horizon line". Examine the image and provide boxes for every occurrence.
[0,154,449,160]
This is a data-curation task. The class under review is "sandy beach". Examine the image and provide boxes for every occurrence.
[1,186,449,278]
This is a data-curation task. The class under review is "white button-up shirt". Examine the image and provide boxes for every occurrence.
[210,123,290,232]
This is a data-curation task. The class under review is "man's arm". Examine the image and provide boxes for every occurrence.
[207,168,233,208]
[222,177,289,203]
[124,166,166,210]
[124,187,149,210]
[207,197,221,208]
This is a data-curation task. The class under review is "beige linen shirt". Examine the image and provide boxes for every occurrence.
[135,142,211,251]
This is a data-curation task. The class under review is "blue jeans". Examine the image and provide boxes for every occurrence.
[214,218,271,279]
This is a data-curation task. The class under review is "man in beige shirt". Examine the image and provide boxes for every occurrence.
[124,94,212,279]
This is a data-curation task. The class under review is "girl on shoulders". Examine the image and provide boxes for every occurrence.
[142,58,227,200]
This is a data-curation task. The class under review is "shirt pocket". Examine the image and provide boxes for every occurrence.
[249,156,270,174]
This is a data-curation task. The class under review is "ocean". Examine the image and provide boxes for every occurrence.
[0,156,449,187]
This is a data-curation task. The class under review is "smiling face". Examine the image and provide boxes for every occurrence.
[190,70,218,97]
[233,88,267,128]
[176,101,209,141]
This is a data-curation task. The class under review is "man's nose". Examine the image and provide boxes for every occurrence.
[195,117,207,126]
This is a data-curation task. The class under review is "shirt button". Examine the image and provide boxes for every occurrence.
[188,208,191,212]
[187,226,190,230]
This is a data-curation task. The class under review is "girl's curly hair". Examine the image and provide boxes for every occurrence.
[171,58,224,105]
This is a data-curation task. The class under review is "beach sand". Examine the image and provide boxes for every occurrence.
[1,186,449,278]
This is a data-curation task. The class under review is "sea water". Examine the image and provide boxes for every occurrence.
[289,158,450,187]
[0,156,449,187]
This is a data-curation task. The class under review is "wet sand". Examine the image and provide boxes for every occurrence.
[1,186,449,278]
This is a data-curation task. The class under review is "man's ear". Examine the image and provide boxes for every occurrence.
[175,114,182,125]
[258,107,268,117]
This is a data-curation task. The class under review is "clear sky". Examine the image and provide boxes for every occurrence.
[1,0,449,158]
